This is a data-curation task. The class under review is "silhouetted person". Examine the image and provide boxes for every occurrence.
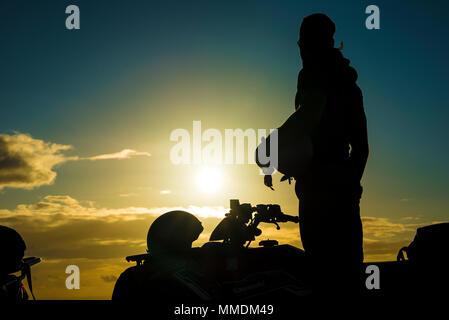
[0,225,28,301]
[293,14,368,295]
[112,211,204,301]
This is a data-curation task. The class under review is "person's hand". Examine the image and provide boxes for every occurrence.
[264,175,274,190]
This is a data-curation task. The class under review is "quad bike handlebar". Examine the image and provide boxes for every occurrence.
[209,199,299,247]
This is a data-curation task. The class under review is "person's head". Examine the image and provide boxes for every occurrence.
[147,211,203,255]
[0,225,26,275]
[298,13,335,61]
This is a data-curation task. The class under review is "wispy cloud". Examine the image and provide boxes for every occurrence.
[84,149,151,160]
[0,194,228,222]
[361,216,419,238]
[118,193,139,197]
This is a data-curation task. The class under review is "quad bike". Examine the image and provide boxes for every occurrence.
[119,200,448,302]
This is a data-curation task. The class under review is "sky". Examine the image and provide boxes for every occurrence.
[0,0,448,299]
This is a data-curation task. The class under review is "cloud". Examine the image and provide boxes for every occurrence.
[360,216,428,261]
[118,193,139,197]
[0,133,77,190]
[361,216,419,238]
[160,190,171,195]
[101,275,118,283]
[85,149,151,160]
[0,132,151,191]
[0,195,228,223]
[145,205,227,218]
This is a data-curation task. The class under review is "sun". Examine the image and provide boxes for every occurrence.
[195,167,223,193]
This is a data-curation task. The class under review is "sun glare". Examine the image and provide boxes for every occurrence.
[195,167,223,193]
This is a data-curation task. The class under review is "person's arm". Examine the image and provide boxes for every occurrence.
[348,86,369,183]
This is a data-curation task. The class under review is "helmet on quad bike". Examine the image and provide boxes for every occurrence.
[147,211,203,254]
[0,225,26,275]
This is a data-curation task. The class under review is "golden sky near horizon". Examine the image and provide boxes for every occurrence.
[0,167,433,299]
